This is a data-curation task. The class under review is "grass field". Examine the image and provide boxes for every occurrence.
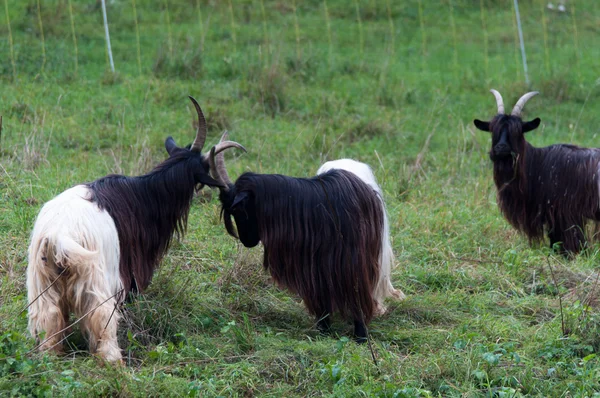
[1,0,600,396]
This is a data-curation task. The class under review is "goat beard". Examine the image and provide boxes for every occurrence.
[494,152,522,194]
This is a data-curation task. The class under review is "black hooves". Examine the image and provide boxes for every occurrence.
[316,315,332,334]
[316,317,369,343]
[353,320,368,343]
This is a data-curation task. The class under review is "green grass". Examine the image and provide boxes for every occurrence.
[1,0,600,396]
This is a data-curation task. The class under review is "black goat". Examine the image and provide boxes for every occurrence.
[474,89,600,254]
[209,136,404,341]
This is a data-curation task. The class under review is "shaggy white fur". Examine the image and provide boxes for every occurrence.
[27,185,123,362]
[317,159,406,315]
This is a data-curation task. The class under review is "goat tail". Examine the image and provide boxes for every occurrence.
[28,234,99,294]
[51,235,98,269]
[28,234,99,303]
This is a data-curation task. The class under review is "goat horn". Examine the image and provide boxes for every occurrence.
[489,89,505,114]
[188,96,208,153]
[208,147,223,188]
[213,141,247,158]
[209,131,246,190]
[511,91,539,117]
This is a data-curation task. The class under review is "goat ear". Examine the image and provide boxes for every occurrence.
[473,119,490,132]
[196,173,224,188]
[232,191,249,210]
[522,118,541,133]
[165,136,178,155]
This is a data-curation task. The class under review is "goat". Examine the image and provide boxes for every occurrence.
[27,97,245,362]
[474,89,600,254]
[210,136,405,342]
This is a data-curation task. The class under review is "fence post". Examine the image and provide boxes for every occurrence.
[101,0,115,73]
[513,0,530,86]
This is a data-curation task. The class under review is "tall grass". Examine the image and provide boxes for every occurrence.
[448,0,459,82]
[67,0,78,76]
[479,0,489,81]
[4,0,16,81]
[539,0,551,76]
[228,0,236,53]
[323,0,333,70]
[354,0,364,66]
[163,0,173,57]
[35,0,45,74]
[132,0,142,75]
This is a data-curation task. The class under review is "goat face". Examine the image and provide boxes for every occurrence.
[160,96,245,190]
[474,116,540,161]
[220,189,260,248]
[164,136,222,188]
[474,89,541,162]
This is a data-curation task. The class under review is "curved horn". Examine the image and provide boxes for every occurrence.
[188,96,208,153]
[209,131,246,190]
[208,147,223,188]
[490,89,505,114]
[213,141,246,156]
[511,91,539,117]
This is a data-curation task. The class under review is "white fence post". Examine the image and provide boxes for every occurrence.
[101,0,115,73]
[513,0,530,86]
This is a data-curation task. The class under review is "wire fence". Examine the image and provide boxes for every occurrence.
[0,0,596,90]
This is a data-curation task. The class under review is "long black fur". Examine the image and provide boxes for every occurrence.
[87,141,219,294]
[475,114,600,254]
[218,169,384,340]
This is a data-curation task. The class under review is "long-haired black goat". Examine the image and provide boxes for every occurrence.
[210,136,405,342]
[27,97,244,362]
[474,89,600,254]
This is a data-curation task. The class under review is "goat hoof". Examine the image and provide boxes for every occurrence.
[391,289,406,301]
[316,317,332,334]
[353,320,368,343]
[354,336,367,344]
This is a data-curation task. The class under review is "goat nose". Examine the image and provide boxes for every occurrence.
[494,143,510,153]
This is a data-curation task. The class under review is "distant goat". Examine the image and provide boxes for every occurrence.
[210,137,405,341]
[474,89,600,254]
[27,97,244,362]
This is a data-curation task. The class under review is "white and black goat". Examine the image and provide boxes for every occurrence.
[474,89,600,254]
[210,137,405,341]
[27,98,244,362]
